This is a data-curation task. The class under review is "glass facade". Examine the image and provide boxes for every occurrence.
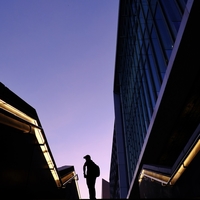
[110,0,189,198]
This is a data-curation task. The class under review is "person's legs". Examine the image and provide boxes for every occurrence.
[88,185,95,199]
[87,177,96,199]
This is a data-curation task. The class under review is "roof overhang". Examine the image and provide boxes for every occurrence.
[0,83,80,198]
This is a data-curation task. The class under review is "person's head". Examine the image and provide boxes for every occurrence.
[83,154,91,161]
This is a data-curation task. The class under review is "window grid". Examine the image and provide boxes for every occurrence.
[117,0,187,184]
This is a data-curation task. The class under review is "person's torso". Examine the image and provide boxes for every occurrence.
[86,160,96,177]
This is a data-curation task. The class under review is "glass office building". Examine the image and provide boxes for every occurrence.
[110,0,200,198]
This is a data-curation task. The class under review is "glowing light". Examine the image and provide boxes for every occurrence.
[139,169,170,185]
[0,99,62,187]
[139,139,200,186]
[0,99,35,124]
[170,139,200,185]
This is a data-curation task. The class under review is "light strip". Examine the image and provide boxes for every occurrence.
[0,99,62,187]
[169,139,200,185]
[139,139,200,186]
[0,99,34,124]
[139,169,170,185]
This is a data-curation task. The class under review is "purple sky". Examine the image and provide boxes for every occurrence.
[0,0,119,198]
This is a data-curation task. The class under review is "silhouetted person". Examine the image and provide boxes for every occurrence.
[83,155,98,199]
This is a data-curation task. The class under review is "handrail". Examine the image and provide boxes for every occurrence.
[62,174,79,187]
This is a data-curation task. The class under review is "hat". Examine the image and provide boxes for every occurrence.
[83,155,91,159]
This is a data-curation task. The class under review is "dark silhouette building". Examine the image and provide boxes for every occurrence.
[102,179,110,199]
[110,0,200,198]
[0,82,80,199]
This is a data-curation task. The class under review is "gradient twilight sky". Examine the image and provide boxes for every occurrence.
[0,0,119,199]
